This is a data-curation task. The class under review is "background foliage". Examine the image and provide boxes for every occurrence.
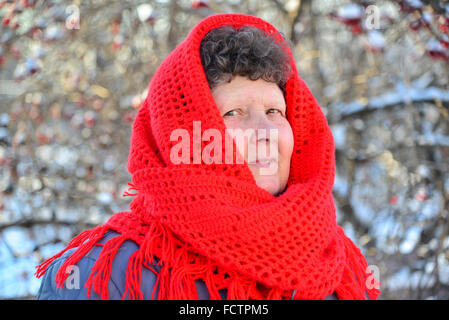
[0,0,448,299]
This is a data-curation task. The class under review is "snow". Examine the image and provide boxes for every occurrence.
[25,58,38,73]
[333,173,349,198]
[103,155,117,171]
[421,12,433,24]
[419,190,444,220]
[438,253,449,284]
[1,0,447,300]
[387,266,435,291]
[367,30,385,50]
[441,34,449,46]
[0,231,42,298]
[338,4,363,20]
[330,123,346,150]
[0,255,41,298]
[333,76,449,119]
[411,72,434,89]
[418,131,449,146]
[13,63,27,79]
[444,174,449,195]
[0,113,9,126]
[54,146,79,169]
[350,195,377,226]
[399,226,421,254]
[372,211,402,255]
[136,4,154,22]
[342,221,357,244]
[387,267,409,290]
[405,0,424,9]
[2,227,35,257]
[39,242,66,260]
[44,25,65,41]
[0,128,8,141]
[416,164,430,179]
[97,192,113,205]
[426,39,447,53]
[36,145,80,173]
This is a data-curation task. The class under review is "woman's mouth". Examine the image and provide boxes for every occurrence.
[248,158,276,168]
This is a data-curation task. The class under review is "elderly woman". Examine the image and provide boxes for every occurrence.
[35,13,380,300]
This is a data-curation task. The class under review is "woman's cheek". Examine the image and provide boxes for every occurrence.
[279,123,294,160]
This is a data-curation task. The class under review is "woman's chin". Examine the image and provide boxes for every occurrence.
[255,176,281,196]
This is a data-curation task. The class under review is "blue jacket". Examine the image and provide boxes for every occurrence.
[36,230,339,300]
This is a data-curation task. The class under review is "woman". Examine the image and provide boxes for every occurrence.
[35,13,381,300]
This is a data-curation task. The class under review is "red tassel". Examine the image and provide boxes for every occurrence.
[123,249,144,300]
[335,230,381,300]
[84,234,128,299]
[136,220,199,299]
[122,182,138,197]
[130,219,286,300]
[56,226,109,289]
[34,228,93,279]
[35,226,108,284]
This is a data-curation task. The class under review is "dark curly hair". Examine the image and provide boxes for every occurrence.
[199,25,293,97]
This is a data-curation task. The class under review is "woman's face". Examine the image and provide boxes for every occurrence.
[211,75,294,196]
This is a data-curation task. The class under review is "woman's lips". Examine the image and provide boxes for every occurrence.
[248,159,276,168]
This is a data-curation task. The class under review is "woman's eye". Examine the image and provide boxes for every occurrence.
[223,109,238,117]
[268,108,283,115]
[223,108,284,117]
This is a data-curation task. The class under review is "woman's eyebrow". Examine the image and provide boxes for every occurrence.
[266,99,286,107]
[227,96,285,107]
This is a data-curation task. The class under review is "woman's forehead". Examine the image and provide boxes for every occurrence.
[213,77,286,106]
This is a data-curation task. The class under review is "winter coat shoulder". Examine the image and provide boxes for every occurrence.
[36,230,340,300]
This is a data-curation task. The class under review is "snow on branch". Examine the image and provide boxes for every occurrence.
[332,73,449,120]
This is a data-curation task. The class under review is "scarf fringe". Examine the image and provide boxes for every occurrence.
[120,219,291,300]
[55,225,109,291]
[117,219,199,300]
[34,225,108,286]
[143,220,209,299]
[36,215,379,300]
[123,249,144,299]
[34,228,93,279]
[122,182,138,197]
[84,234,129,299]
[335,231,381,300]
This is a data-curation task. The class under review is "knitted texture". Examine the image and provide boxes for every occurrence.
[35,13,381,300]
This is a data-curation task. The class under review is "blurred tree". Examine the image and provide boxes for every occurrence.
[0,0,448,299]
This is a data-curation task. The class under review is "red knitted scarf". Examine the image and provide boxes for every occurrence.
[35,13,381,300]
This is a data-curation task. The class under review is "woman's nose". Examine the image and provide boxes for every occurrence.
[246,113,279,162]
[247,113,279,145]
